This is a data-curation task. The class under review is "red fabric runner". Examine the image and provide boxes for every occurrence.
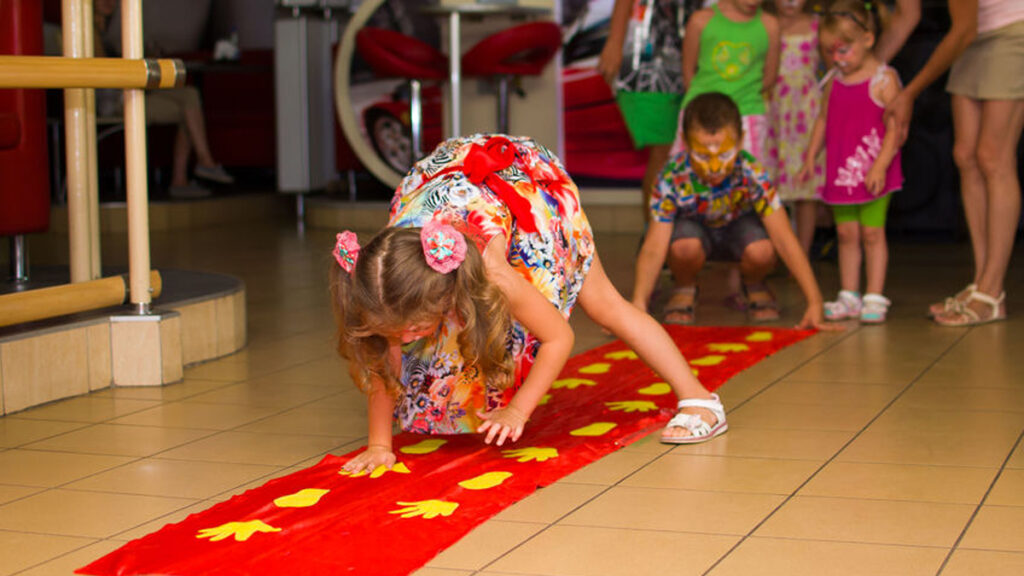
[79,326,813,576]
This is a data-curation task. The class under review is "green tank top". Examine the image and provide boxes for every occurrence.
[681,5,769,115]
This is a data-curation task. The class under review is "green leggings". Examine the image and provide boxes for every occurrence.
[831,194,893,228]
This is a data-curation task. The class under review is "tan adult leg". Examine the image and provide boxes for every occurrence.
[972,99,1024,309]
[951,95,987,283]
[577,253,715,439]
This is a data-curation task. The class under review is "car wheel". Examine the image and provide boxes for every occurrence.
[366,110,411,172]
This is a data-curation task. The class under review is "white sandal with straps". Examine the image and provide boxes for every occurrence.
[660,393,728,444]
[934,291,1006,327]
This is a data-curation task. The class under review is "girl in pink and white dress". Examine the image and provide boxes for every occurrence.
[799,0,903,324]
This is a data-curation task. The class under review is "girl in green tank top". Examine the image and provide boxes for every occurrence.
[681,0,777,116]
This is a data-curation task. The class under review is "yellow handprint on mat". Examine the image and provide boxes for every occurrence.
[340,462,411,479]
[708,343,749,353]
[605,400,659,413]
[538,394,552,406]
[553,377,596,390]
[502,447,559,462]
[196,520,281,542]
[390,500,459,519]
[273,488,328,508]
[400,439,447,454]
[571,422,617,436]
[578,362,611,374]
[690,355,725,367]
[747,331,773,342]
[638,382,672,395]
[605,350,638,360]
[458,471,513,490]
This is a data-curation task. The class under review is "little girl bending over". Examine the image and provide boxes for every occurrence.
[799,0,903,323]
[765,0,824,256]
[333,135,727,474]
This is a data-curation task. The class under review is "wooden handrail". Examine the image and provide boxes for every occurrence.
[0,271,163,328]
[0,56,185,89]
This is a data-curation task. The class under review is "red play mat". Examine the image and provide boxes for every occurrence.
[79,326,813,576]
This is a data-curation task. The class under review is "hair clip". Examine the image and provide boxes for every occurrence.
[334,231,360,274]
[864,1,873,11]
[421,220,466,274]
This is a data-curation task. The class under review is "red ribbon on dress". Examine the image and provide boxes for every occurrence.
[431,137,540,234]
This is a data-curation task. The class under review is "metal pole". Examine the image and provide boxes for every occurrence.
[121,0,152,314]
[61,0,94,283]
[9,236,28,283]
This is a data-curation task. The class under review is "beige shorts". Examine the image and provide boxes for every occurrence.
[947,19,1024,100]
[144,86,202,126]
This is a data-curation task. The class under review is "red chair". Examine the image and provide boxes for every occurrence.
[0,0,50,282]
[461,21,562,134]
[355,27,447,163]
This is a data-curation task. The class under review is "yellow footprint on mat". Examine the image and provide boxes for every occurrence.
[390,500,459,519]
[196,520,281,542]
[570,422,617,436]
[400,439,447,454]
[690,355,725,367]
[458,471,513,490]
[708,343,749,353]
[553,377,596,390]
[273,488,329,508]
[605,350,638,360]
[638,382,672,395]
[537,394,552,406]
[340,462,411,479]
[578,363,611,374]
[747,331,773,342]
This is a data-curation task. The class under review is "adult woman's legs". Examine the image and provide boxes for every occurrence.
[950,95,987,284]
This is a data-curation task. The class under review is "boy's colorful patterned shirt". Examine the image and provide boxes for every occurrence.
[651,150,781,228]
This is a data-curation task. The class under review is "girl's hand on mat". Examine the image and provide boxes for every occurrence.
[476,406,528,446]
[343,445,395,474]
[796,306,842,331]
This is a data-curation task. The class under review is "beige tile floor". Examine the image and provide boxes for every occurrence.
[2,207,1023,575]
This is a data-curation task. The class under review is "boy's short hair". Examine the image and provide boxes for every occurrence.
[682,92,743,139]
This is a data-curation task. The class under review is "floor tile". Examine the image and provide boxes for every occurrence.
[561,486,784,535]
[558,449,662,485]
[958,506,1024,552]
[0,450,134,487]
[727,399,881,431]
[486,525,738,576]
[9,540,125,576]
[426,521,546,571]
[180,379,339,409]
[410,569,472,576]
[11,397,161,423]
[679,427,855,461]
[799,461,997,504]
[493,482,606,524]
[985,468,1024,507]
[893,385,1024,412]
[155,430,351,466]
[0,418,89,448]
[622,453,820,494]
[839,425,1020,467]
[89,378,233,402]
[753,379,902,408]
[755,495,974,547]
[942,549,1024,576]
[708,537,947,576]
[0,483,44,506]
[64,458,281,499]
[0,489,195,538]
[107,402,281,430]
[23,423,213,457]
[234,404,369,436]
[0,530,96,576]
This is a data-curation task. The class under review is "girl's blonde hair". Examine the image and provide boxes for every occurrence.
[822,0,889,40]
[329,226,513,396]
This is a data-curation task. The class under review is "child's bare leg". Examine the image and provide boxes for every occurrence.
[578,254,717,439]
[738,239,779,320]
[861,225,888,295]
[795,200,818,256]
[666,237,705,287]
[835,221,862,292]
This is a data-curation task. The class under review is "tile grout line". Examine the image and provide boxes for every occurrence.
[935,428,1024,575]
[699,325,976,575]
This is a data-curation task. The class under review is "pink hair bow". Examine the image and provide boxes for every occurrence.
[333,231,360,273]
[421,221,466,274]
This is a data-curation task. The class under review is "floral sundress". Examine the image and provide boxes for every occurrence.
[765,19,824,202]
[387,134,595,434]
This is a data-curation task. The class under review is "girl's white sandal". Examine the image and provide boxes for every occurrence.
[660,393,728,444]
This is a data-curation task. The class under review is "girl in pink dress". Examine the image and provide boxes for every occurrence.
[799,0,903,323]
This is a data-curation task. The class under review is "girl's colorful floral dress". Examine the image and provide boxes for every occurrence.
[388,134,595,434]
[766,18,823,201]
